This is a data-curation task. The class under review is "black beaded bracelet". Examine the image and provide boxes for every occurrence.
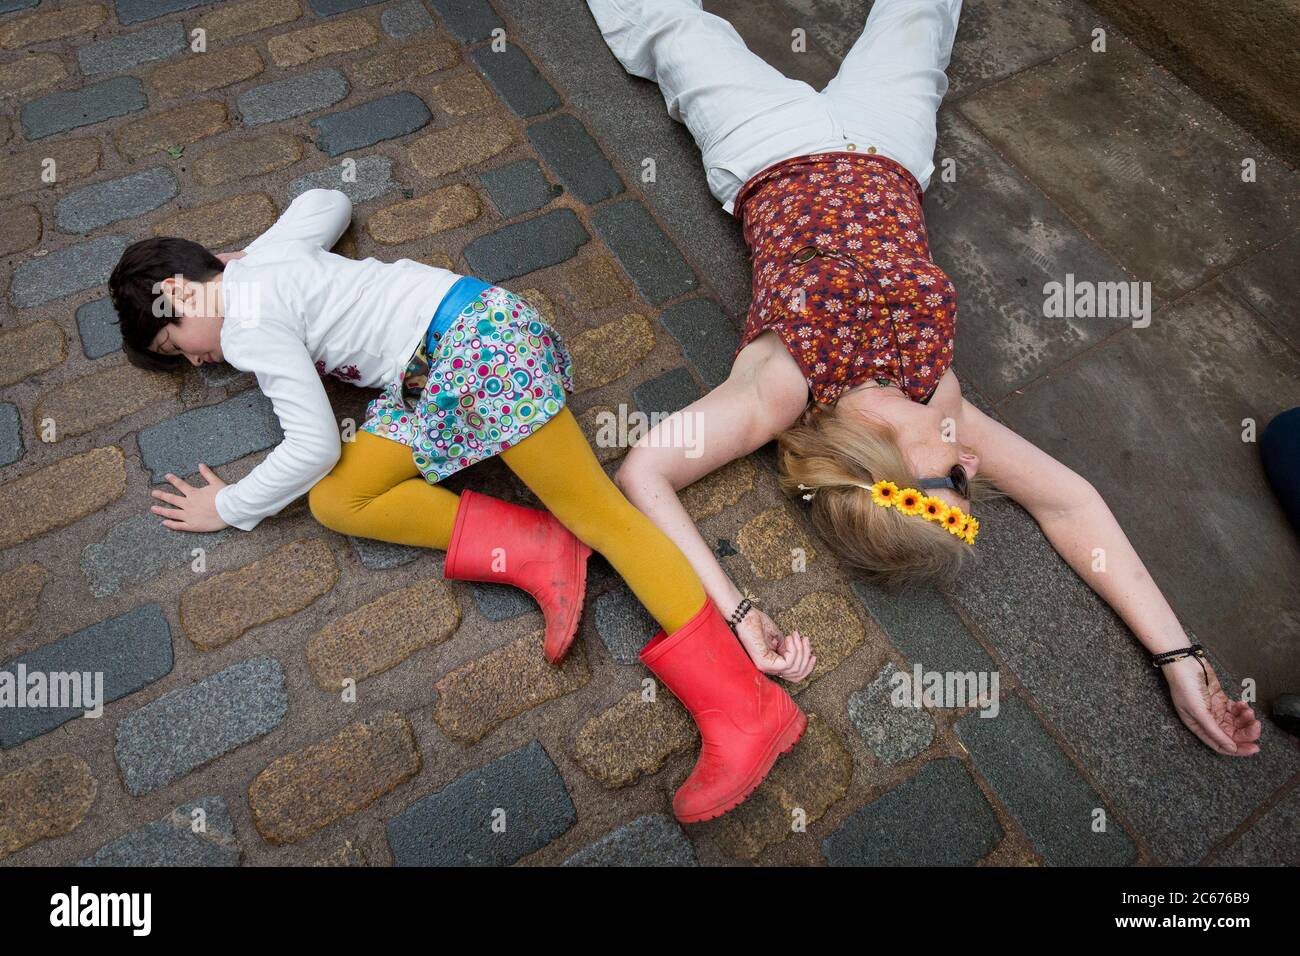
[1150,644,1210,686]
[727,597,755,632]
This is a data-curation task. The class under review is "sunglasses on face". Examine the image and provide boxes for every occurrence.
[917,463,970,500]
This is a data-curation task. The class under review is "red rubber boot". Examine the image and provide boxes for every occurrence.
[640,597,807,823]
[443,489,593,664]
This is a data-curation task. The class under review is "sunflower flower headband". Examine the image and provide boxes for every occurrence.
[797,479,980,545]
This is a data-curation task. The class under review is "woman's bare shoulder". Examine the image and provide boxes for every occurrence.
[735,330,811,427]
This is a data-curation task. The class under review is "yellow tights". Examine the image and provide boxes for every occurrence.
[308,406,707,634]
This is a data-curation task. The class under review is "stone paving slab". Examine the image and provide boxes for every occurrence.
[996,280,1300,701]
[950,495,1300,864]
[562,813,697,867]
[385,740,576,865]
[114,657,289,797]
[0,604,173,749]
[958,38,1300,301]
[778,0,1097,100]
[924,111,1132,401]
[1212,784,1300,867]
[822,757,1004,866]
[79,797,240,867]
[956,694,1137,865]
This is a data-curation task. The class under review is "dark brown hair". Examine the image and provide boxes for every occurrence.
[108,236,224,372]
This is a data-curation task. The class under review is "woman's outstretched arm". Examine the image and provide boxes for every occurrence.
[961,399,1262,756]
[614,353,815,678]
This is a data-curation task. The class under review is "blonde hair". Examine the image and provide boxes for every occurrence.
[775,402,989,589]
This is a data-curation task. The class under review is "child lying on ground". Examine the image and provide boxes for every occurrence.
[108,188,813,822]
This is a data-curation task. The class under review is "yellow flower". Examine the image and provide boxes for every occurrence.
[870,480,900,508]
[963,523,978,545]
[897,488,924,515]
[921,496,948,523]
[943,508,965,535]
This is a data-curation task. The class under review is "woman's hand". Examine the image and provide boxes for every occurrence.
[1163,656,1261,756]
[215,250,247,264]
[734,608,816,682]
[150,464,230,533]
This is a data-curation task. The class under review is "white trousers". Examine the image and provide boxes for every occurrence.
[587,0,962,212]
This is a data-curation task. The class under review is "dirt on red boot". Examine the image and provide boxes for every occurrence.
[639,598,807,823]
[443,488,593,664]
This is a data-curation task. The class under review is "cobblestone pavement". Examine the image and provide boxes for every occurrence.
[1,0,1298,867]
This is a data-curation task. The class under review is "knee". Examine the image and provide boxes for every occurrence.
[308,473,357,533]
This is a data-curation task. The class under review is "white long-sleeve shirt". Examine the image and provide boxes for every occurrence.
[213,189,462,531]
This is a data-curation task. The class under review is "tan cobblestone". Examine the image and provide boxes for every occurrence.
[0,204,41,257]
[114,101,230,162]
[0,52,67,98]
[561,254,632,311]
[0,139,100,200]
[267,17,378,68]
[249,711,420,846]
[572,688,696,788]
[0,320,66,388]
[432,630,591,743]
[681,456,758,522]
[406,114,515,178]
[428,71,494,116]
[708,715,851,861]
[517,287,554,323]
[0,4,107,49]
[420,251,455,270]
[367,184,480,244]
[151,44,264,98]
[307,578,460,690]
[351,36,459,88]
[180,538,339,651]
[191,133,303,187]
[194,0,303,43]
[737,506,816,579]
[578,404,626,464]
[153,192,277,248]
[0,563,49,645]
[774,591,868,692]
[0,755,97,861]
[569,313,656,393]
[34,363,180,442]
[0,446,127,549]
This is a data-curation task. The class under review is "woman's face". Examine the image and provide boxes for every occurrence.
[906,438,980,511]
[878,395,981,511]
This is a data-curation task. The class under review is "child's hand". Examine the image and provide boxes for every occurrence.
[150,464,230,532]
[735,608,816,683]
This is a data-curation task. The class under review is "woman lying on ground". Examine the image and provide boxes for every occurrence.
[588,0,1262,756]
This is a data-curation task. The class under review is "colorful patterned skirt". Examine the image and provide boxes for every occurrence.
[358,283,575,483]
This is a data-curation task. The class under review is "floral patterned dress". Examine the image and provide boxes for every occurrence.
[733,151,957,406]
[358,284,575,483]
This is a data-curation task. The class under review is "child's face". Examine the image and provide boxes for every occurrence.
[147,276,225,365]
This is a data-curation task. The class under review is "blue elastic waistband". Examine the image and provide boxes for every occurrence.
[426,276,493,347]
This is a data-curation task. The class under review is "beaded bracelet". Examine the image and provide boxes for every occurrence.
[1150,644,1210,686]
[727,597,755,633]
